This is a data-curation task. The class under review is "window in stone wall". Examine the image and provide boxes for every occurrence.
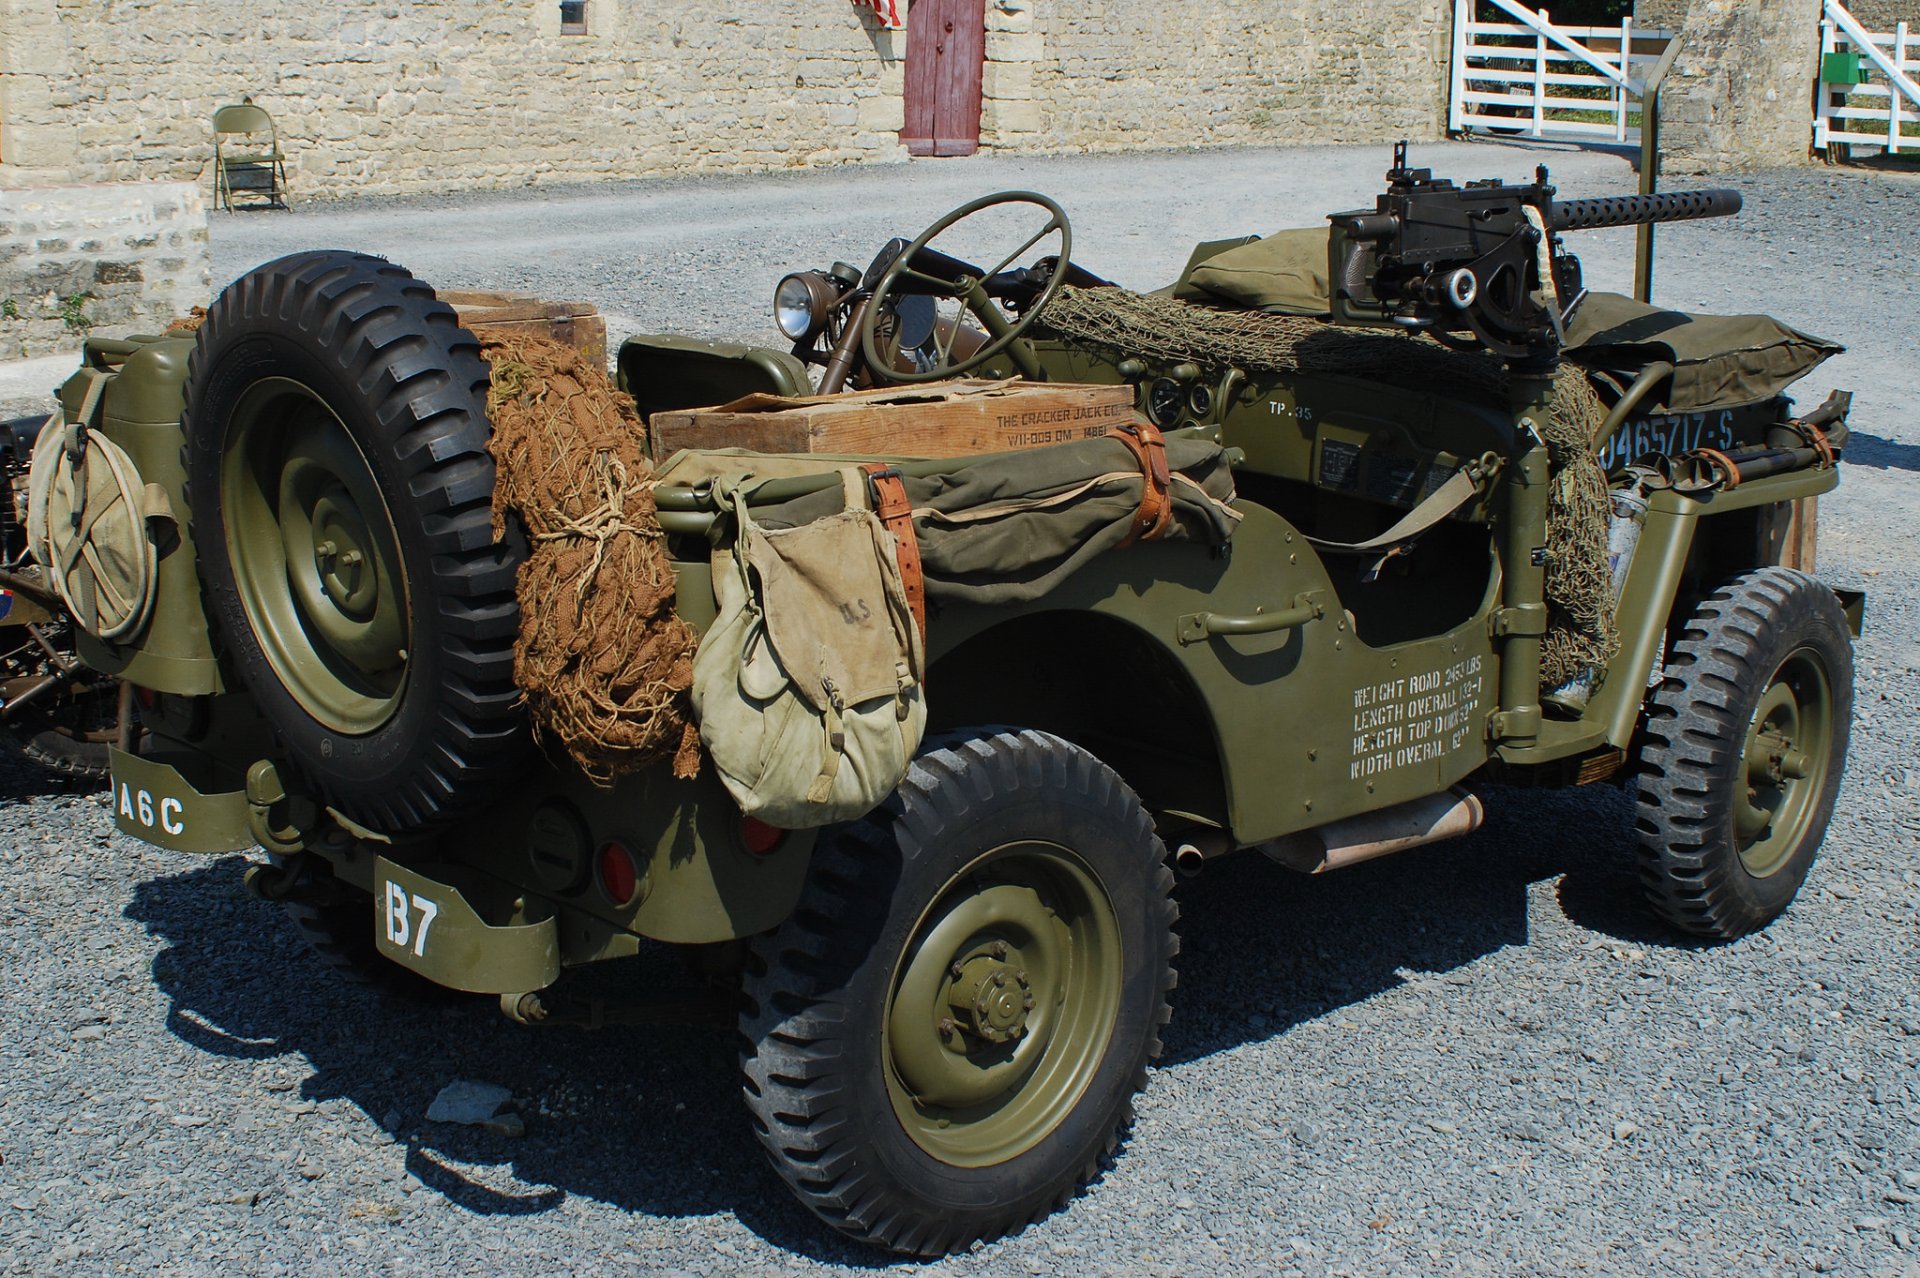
[560,1,587,34]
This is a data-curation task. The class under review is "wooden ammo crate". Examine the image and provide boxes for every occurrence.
[442,290,607,367]
[649,378,1137,459]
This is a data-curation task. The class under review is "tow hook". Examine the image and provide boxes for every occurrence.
[242,852,325,903]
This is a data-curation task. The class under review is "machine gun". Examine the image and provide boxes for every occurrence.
[1327,142,1742,362]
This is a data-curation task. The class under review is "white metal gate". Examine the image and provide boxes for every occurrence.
[1815,0,1920,154]
[1449,0,1673,145]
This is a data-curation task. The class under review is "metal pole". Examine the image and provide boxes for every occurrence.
[1491,363,1556,749]
[1634,33,1686,303]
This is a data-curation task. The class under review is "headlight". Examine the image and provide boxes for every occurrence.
[774,273,836,342]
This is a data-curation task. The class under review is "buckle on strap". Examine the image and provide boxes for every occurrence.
[860,462,926,647]
[1112,420,1174,548]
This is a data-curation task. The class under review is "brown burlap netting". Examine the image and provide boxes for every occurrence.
[1040,286,1617,686]
[479,330,701,783]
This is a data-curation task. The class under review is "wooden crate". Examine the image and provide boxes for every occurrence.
[649,378,1138,459]
[442,290,607,367]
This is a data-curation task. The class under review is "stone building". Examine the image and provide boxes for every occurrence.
[0,0,1887,354]
[1,0,1450,197]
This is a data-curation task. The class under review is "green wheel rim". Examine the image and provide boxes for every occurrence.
[221,378,412,734]
[883,841,1122,1168]
[1735,645,1834,879]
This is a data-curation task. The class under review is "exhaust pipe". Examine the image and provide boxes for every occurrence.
[1171,828,1229,878]
[1263,787,1484,875]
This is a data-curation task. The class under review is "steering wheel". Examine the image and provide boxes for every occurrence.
[858,191,1072,384]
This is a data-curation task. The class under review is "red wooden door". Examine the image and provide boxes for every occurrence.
[902,0,986,157]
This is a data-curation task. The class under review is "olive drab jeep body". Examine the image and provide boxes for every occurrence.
[41,150,1861,1255]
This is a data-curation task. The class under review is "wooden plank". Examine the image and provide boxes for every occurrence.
[936,0,986,156]
[650,379,1137,460]
[903,0,984,156]
[901,0,942,155]
[1783,496,1819,572]
[447,292,607,367]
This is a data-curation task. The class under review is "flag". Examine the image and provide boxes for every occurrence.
[854,0,904,30]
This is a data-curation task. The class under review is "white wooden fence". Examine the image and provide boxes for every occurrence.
[1449,0,1673,145]
[1815,0,1920,154]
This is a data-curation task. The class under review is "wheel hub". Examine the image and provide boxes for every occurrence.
[308,488,379,616]
[222,379,413,734]
[1734,649,1833,877]
[882,843,1122,1166]
[946,953,1034,1046]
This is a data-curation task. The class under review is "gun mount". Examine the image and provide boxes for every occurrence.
[1328,142,1741,363]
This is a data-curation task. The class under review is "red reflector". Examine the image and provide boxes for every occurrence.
[134,686,159,711]
[739,817,786,856]
[597,841,638,905]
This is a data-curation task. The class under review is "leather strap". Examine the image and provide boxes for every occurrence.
[1694,446,1742,490]
[1794,419,1836,470]
[861,463,925,645]
[1111,421,1174,548]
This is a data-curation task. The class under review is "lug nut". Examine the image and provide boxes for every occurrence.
[991,941,1009,959]
[937,1017,956,1038]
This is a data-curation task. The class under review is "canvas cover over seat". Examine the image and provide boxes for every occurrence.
[1560,291,1843,413]
[1164,227,1840,411]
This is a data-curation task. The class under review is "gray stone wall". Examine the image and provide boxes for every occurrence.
[2,0,1453,199]
[1655,0,1822,173]
[0,0,910,196]
[0,182,211,359]
[981,0,1451,152]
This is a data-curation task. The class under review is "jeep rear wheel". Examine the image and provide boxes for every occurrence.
[183,251,524,830]
[1634,568,1853,940]
[740,730,1177,1255]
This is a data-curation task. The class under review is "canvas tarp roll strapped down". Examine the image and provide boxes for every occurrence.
[1164,227,1842,409]
[730,432,1242,607]
[1561,292,1844,412]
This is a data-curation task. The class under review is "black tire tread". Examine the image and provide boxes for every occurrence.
[183,250,523,830]
[740,729,1177,1256]
[1633,567,1852,940]
[14,727,112,780]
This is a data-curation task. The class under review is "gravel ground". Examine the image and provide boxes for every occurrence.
[2,141,1917,1277]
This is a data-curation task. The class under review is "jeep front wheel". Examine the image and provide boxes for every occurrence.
[1634,568,1853,939]
[739,729,1177,1255]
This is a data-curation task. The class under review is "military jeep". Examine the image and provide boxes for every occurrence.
[39,150,1859,1254]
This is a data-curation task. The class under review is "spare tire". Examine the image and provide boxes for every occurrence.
[183,251,524,830]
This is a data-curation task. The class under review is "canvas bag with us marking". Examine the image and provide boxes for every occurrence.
[691,474,925,828]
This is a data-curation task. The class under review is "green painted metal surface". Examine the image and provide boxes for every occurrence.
[371,857,561,994]
[59,336,223,695]
[108,746,254,853]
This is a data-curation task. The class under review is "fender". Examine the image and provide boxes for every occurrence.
[1587,465,1841,751]
[931,501,1502,845]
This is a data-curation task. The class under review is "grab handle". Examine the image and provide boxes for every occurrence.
[1177,593,1323,645]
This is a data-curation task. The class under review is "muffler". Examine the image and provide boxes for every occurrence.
[1262,787,1484,874]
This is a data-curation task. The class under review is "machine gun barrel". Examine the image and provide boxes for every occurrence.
[1549,188,1742,232]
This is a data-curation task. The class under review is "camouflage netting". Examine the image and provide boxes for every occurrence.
[1535,363,1617,686]
[1040,286,1616,685]
[478,330,702,783]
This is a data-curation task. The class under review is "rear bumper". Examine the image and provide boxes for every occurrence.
[109,747,253,854]
[372,857,561,995]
